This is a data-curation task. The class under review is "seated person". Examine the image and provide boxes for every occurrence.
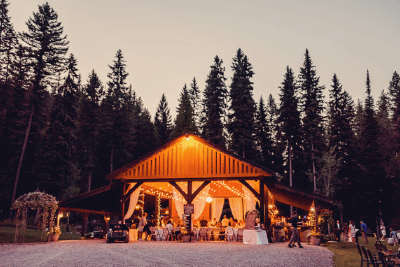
[229,217,236,227]
[210,218,217,227]
[221,215,230,227]
[200,216,208,227]
[238,220,245,228]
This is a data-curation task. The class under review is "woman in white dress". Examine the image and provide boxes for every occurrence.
[349,220,356,243]
[380,221,386,241]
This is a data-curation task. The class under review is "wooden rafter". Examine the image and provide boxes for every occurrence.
[120,182,143,203]
[169,181,188,202]
[239,180,261,200]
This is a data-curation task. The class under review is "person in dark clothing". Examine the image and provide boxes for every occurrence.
[334,220,342,242]
[200,216,208,227]
[288,211,303,248]
[143,219,154,240]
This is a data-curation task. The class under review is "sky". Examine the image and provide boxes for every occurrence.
[9,0,400,118]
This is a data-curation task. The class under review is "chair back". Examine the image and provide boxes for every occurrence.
[226,227,234,235]
[199,228,207,234]
[237,228,244,235]
[377,251,389,267]
[375,243,388,252]
[356,243,364,257]
[149,227,157,234]
[365,248,377,265]
[361,246,370,262]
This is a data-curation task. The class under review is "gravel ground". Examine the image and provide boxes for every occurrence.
[0,240,333,267]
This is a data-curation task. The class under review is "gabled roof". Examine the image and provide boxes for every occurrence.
[107,134,274,182]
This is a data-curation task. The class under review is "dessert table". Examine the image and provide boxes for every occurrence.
[243,229,269,245]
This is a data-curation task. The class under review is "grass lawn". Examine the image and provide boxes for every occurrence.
[0,226,82,244]
[323,236,399,267]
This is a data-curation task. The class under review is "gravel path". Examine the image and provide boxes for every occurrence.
[0,240,333,267]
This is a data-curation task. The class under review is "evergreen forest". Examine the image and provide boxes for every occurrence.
[1,1,400,231]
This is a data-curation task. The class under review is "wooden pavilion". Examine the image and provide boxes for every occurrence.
[59,134,333,235]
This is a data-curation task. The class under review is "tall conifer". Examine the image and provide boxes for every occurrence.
[228,48,257,159]
[202,55,227,147]
[298,49,325,192]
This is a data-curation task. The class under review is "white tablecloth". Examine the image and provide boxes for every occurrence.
[129,229,138,241]
[243,229,269,245]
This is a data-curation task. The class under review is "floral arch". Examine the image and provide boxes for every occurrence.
[13,191,58,243]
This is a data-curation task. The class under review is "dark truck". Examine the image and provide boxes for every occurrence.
[106,223,129,243]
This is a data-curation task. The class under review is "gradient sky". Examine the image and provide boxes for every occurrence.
[9,0,400,117]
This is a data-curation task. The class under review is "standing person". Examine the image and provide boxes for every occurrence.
[380,221,386,241]
[349,220,356,243]
[360,220,368,244]
[221,215,230,227]
[334,220,342,242]
[138,213,147,240]
[288,211,303,248]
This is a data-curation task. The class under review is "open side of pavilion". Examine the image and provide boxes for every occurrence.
[59,134,333,236]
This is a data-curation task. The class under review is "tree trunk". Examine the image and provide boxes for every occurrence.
[289,142,293,215]
[10,106,34,218]
[311,138,317,192]
[87,151,93,192]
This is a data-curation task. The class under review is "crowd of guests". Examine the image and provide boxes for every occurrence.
[126,213,246,241]
[196,215,245,229]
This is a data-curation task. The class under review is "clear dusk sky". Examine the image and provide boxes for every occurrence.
[9,0,400,117]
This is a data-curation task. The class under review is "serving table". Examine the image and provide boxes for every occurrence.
[243,229,269,245]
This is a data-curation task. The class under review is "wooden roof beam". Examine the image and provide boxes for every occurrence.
[120,182,143,203]
[239,180,261,200]
[169,181,188,202]
[191,181,211,201]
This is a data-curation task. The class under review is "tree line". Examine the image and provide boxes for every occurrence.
[1,1,399,229]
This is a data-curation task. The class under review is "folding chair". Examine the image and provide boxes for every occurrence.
[356,243,369,267]
[225,227,234,242]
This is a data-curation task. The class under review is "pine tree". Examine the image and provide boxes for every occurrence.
[77,70,104,191]
[255,96,274,168]
[228,48,257,159]
[276,66,304,188]
[154,93,172,145]
[388,71,400,151]
[202,55,228,147]
[0,0,18,84]
[189,77,201,129]
[10,2,68,215]
[100,50,136,174]
[171,84,197,138]
[358,70,385,225]
[36,53,80,199]
[298,49,325,192]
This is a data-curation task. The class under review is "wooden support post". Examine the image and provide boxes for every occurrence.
[81,212,89,238]
[187,181,192,204]
[259,179,265,226]
[120,182,127,220]
[155,195,160,226]
[264,184,271,227]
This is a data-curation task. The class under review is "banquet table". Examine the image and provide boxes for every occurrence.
[243,229,269,245]
[129,229,138,241]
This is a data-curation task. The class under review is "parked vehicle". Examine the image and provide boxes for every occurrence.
[106,223,129,243]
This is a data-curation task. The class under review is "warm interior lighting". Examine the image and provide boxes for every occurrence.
[268,204,273,209]
[274,210,278,215]
[135,205,140,210]
[206,196,213,203]
[310,207,315,211]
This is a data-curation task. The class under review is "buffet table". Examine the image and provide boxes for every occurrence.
[243,229,269,245]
